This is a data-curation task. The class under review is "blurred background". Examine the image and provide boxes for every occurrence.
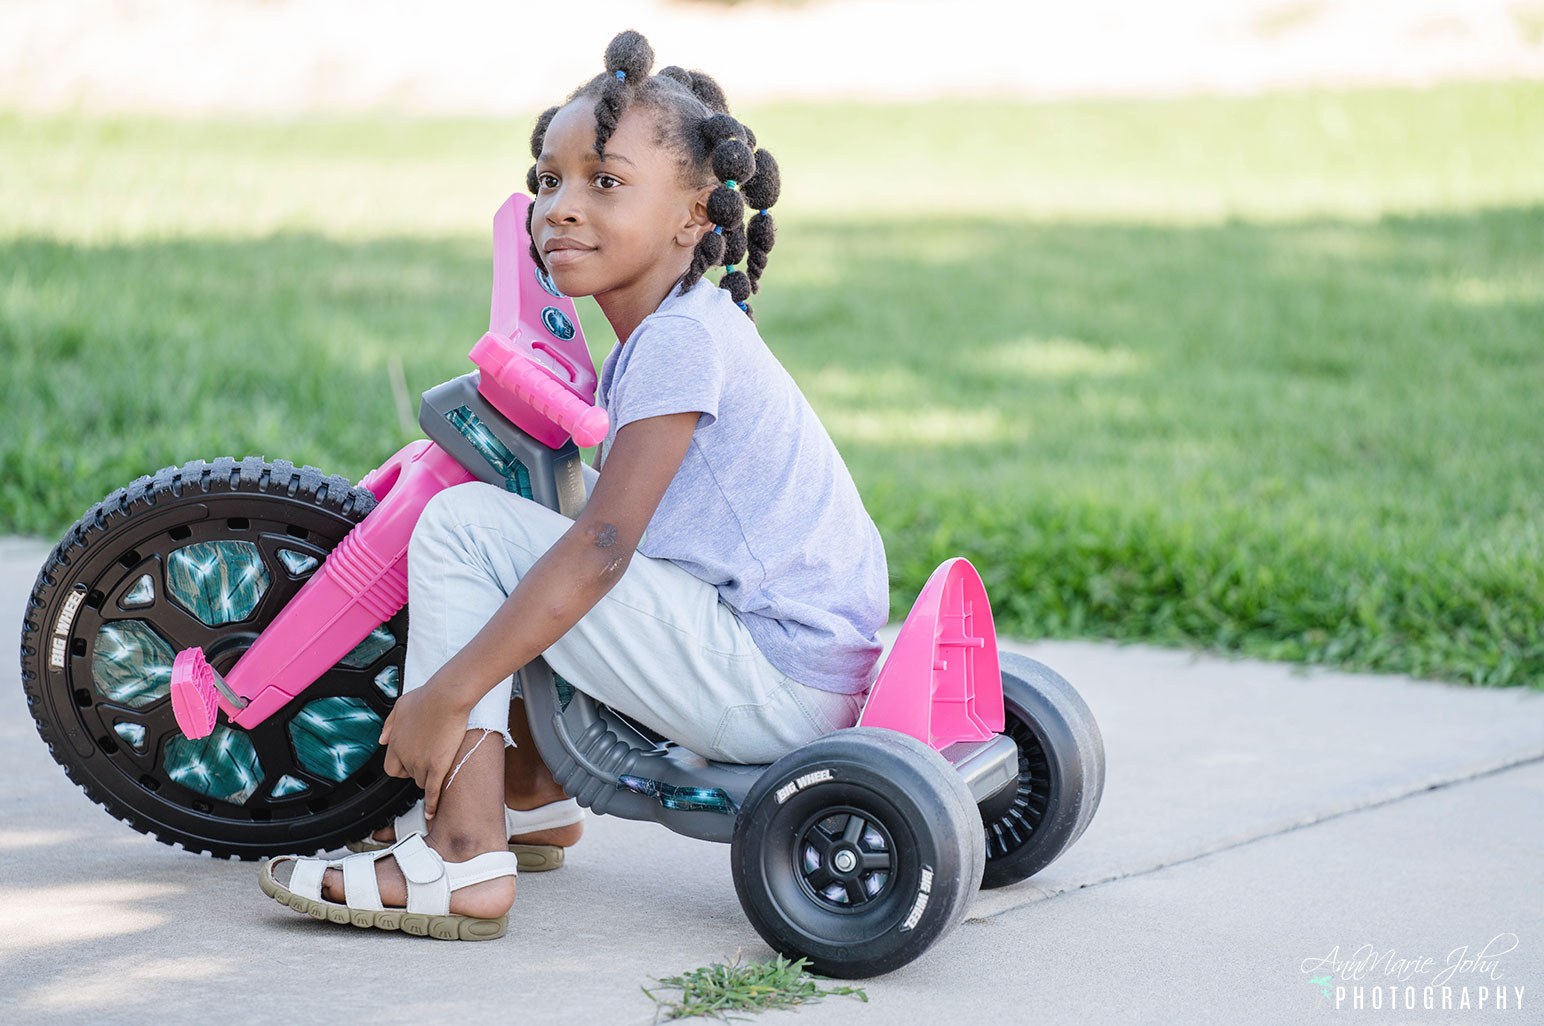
[3,0,1542,687]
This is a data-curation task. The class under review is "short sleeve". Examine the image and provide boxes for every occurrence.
[608,314,724,433]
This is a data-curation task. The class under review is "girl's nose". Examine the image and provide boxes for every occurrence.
[545,187,583,225]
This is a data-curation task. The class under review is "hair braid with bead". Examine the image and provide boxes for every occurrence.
[524,30,779,320]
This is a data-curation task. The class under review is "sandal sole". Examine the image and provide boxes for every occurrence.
[514,844,564,872]
[345,840,567,872]
[258,859,509,941]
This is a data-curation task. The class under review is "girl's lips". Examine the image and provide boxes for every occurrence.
[544,245,592,267]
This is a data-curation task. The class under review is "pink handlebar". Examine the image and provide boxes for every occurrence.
[470,331,610,448]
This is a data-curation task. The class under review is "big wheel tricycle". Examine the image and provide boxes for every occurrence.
[20,193,1105,978]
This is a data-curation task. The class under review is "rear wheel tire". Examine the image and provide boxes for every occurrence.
[978,653,1105,889]
[19,456,418,859]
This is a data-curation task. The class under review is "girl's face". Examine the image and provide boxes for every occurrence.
[530,101,709,306]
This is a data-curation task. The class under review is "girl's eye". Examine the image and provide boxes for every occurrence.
[536,173,559,190]
[594,174,621,189]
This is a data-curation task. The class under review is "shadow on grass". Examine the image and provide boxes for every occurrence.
[3,206,1541,686]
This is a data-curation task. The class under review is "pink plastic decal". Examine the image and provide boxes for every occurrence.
[183,439,478,730]
[858,558,1004,750]
[476,193,609,450]
[170,647,219,739]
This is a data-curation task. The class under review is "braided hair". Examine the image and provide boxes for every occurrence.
[524,29,780,319]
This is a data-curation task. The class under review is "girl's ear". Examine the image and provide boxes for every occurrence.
[675,184,717,248]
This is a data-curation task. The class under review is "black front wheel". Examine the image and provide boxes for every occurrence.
[19,456,418,859]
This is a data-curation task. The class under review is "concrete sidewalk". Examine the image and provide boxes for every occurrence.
[2,534,1541,1025]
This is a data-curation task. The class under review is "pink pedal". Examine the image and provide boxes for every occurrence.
[170,648,219,739]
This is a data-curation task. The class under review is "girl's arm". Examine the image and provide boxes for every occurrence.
[379,410,700,812]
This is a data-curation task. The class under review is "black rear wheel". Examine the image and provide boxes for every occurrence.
[978,652,1105,888]
[19,456,417,859]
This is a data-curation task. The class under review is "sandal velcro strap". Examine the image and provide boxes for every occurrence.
[390,833,451,915]
[287,856,329,901]
[392,833,447,886]
[341,849,386,911]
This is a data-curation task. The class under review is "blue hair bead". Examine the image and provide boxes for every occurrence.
[725,265,736,274]
[713,224,723,235]
[724,180,738,189]
[615,70,626,81]
[759,208,769,216]
[738,301,749,311]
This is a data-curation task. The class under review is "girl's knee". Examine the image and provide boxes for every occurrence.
[412,481,503,549]
[409,480,566,583]
[419,481,502,535]
[409,481,500,579]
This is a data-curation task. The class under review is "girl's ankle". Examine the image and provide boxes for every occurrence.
[427,829,509,863]
[504,786,570,811]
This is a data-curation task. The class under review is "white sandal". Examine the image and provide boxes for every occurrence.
[259,832,517,941]
[347,798,584,872]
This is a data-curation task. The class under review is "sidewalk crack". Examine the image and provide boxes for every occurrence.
[970,747,1544,923]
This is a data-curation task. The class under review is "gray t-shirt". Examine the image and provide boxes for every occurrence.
[596,279,889,694]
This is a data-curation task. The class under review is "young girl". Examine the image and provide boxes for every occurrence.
[259,30,889,937]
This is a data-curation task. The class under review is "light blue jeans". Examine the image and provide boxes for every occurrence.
[402,479,865,764]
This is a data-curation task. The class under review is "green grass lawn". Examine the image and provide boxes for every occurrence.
[4,82,1542,687]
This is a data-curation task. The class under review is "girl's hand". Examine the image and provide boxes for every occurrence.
[378,681,473,819]
[372,413,699,817]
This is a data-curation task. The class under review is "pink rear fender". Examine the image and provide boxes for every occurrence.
[858,557,1004,751]
[227,441,478,728]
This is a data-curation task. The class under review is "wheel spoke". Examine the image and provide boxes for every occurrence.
[241,718,309,790]
[247,558,312,626]
[138,702,183,759]
[298,666,374,702]
[842,878,868,905]
[807,824,839,859]
[859,850,891,872]
[92,700,179,773]
[805,864,837,891]
[302,663,401,715]
[112,601,225,657]
[840,813,867,846]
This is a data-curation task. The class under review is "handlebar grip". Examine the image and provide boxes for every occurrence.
[478,334,610,447]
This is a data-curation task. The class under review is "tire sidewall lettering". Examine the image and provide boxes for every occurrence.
[49,584,88,668]
[775,767,833,804]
